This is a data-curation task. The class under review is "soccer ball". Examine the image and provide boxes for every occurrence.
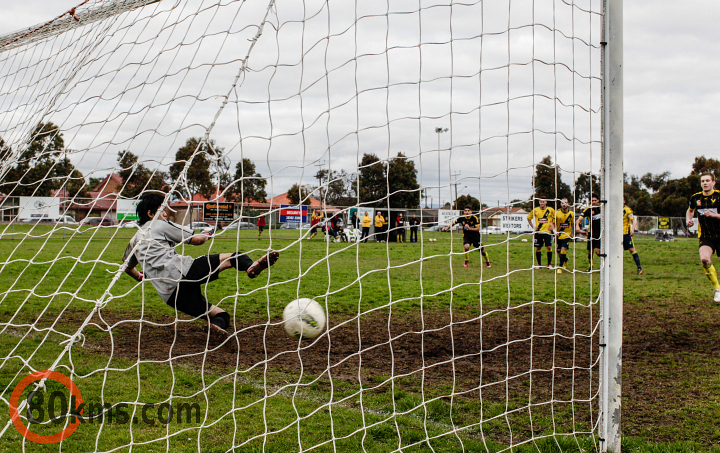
[282,298,326,339]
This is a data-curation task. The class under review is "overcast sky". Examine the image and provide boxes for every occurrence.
[0,0,717,207]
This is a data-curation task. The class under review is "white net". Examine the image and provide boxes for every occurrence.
[0,0,605,451]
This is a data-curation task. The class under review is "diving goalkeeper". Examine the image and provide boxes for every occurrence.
[122,193,279,337]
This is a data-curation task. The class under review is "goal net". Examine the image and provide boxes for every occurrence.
[0,0,606,451]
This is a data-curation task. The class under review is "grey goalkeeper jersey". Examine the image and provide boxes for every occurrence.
[122,220,196,303]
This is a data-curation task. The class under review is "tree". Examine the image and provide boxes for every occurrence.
[287,183,311,205]
[640,171,670,193]
[358,153,387,207]
[387,153,420,208]
[691,155,720,179]
[651,175,699,217]
[226,158,267,204]
[117,151,167,198]
[532,156,572,203]
[453,194,481,211]
[169,137,221,201]
[574,172,601,205]
[0,122,87,197]
[85,176,104,193]
[623,173,652,215]
[313,169,357,206]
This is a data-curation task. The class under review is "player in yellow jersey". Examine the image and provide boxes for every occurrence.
[443,205,491,268]
[623,197,643,275]
[527,199,555,268]
[554,198,574,273]
[686,173,720,302]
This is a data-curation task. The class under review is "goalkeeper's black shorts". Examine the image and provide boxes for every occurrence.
[167,253,252,318]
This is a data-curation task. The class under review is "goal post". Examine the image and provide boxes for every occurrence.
[601,0,623,450]
[0,0,620,450]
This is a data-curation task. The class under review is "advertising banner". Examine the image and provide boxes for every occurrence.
[116,199,140,221]
[500,214,528,233]
[437,209,461,226]
[203,202,235,221]
[279,205,308,223]
[18,197,60,221]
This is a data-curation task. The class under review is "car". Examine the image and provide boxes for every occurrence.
[482,226,503,235]
[424,224,461,232]
[225,221,255,230]
[190,221,214,233]
[280,223,309,229]
[190,221,212,230]
[647,228,673,236]
[55,215,77,225]
[80,217,114,226]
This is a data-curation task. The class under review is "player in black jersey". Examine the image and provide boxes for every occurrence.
[686,173,720,302]
[443,205,491,268]
[575,195,602,272]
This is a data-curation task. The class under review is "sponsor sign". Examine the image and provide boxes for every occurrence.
[500,214,528,233]
[18,197,60,220]
[279,205,308,223]
[437,209,461,227]
[203,202,235,221]
[116,199,140,221]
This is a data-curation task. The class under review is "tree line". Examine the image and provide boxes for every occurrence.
[0,122,423,209]
[524,155,720,216]
[6,123,711,214]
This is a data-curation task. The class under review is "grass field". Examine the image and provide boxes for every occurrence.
[1,224,719,452]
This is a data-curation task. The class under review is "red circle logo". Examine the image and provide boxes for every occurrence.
[9,370,83,444]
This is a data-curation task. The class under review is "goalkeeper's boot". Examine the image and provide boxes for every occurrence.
[247,251,280,279]
[464,260,469,268]
[714,289,720,303]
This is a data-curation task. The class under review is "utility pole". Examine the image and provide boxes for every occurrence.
[314,160,326,202]
[435,127,448,209]
[450,171,461,209]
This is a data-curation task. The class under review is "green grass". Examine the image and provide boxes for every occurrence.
[0,225,719,452]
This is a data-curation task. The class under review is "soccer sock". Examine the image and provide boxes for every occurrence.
[229,252,253,271]
[481,248,489,263]
[633,252,642,269]
[536,250,542,265]
[210,312,230,330]
[703,264,720,290]
[547,251,553,266]
[559,250,567,266]
[464,252,470,261]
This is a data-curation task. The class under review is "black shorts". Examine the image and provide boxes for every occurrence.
[167,253,252,318]
[587,238,601,251]
[623,234,635,250]
[463,236,481,249]
[699,237,720,256]
[534,233,552,248]
[556,238,570,252]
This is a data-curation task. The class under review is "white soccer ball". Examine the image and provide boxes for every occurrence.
[283,298,326,339]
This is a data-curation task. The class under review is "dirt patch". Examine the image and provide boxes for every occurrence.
[61,297,720,445]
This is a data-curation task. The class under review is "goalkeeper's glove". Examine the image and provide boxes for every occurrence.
[137,271,144,282]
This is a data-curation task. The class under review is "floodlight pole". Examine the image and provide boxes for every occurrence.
[601,0,623,451]
[436,127,448,209]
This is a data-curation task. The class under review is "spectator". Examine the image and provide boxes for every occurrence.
[361,211,372,242]
[409,213,420,242]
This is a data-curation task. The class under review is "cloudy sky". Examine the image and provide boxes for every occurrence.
[0,0,717,207]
